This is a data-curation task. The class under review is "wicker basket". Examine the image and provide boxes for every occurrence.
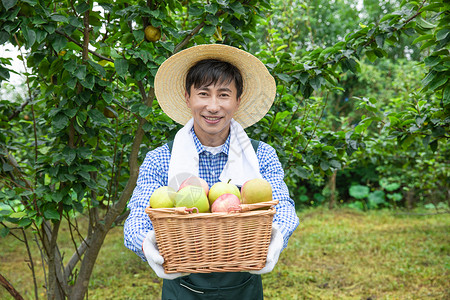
[145,200,278,274]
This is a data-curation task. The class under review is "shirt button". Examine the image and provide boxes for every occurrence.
[211,171,215,176]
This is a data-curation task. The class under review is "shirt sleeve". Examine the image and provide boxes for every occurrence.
[257,141,300,250]
[123,145,169,261]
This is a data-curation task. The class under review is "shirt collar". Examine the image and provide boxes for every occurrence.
[190,127,230,155]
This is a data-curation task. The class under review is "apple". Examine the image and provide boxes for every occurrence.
[211,193,241,213]
[208,180,241,206]
[179,176,209,196]
[175,185,210,213]
[150,186,176,208]
[241,178,272,204]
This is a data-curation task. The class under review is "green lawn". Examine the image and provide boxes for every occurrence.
[1,208,449,299]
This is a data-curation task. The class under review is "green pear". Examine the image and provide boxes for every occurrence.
[208,180,241,206]
[150,186,176,208]
[241,178,272,204]
[175,185,210,213]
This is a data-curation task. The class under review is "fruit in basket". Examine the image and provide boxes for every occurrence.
[175,185,210,213]
[208,180,241,205]
[211,193,241,213]
[150,186,176,208]
[241,178,272,204]
[179,176,209,196]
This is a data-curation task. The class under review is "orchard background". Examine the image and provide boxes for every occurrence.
[0,0,448,299]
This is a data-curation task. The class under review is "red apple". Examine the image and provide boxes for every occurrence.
[211,193,241,213]
[179,176,209,196]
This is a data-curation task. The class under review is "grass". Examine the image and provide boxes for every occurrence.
[0,207,449,299]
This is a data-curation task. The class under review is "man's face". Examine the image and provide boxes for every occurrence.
[185,80,241,146]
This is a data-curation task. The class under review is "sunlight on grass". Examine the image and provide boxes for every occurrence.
[0,208,448,299]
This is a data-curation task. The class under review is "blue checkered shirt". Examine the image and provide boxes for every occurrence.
[124,129,300,261]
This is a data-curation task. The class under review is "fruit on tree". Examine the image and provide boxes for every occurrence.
[145,25,161,42]
[179,176,209,196]
[208,180,241,206]
[211,193,241,213]
[103,106,116,118]
[175,185,210,213]
[150,186,176,208]
[241,178,272,204]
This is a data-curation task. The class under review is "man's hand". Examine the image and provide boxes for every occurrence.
[250,223,283,274]
[142,230,189,280]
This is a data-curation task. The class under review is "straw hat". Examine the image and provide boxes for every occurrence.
[154,44,276,128]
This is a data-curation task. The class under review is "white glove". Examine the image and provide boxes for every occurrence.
[250,223,284,274]
[142,230,189,280]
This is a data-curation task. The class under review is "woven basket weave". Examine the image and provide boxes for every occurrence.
[145,200,278,274]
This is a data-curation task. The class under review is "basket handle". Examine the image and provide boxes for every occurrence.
[145,206,199,215]
[239,200,279,212]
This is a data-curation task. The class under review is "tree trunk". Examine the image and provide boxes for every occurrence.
[0,273,24,300]
[328,170,337,209]
[69,99,150,300]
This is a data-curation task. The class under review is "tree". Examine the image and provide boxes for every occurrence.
[0,0,270,299]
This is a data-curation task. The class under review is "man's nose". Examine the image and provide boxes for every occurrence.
[206,96,220,112]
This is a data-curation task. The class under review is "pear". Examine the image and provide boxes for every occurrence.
[175,185,210,213]
[150,186,176,208]
[241,178,272,204]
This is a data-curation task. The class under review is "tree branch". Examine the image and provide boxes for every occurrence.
[0,273,24,300]
[173,22,205,54]
[55,29,113,62]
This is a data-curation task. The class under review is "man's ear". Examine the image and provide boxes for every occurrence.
[185,90,191,108]
[237,96,242,107]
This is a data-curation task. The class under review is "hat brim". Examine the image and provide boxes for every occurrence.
[154,44,276,129]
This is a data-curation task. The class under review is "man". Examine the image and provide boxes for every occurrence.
[124,44,299,299]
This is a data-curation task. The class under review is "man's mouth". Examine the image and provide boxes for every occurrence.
[203,116,222,124]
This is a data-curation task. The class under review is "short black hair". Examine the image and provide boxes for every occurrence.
[185,59,243,99]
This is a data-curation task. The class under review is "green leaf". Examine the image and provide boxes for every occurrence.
[416,17,436,29]
[44,208,60,220]
[0,227,9,238]
[436,28,450,41]
[202,25,216,36]
[114,58,128,77]
[2,0,17,10]
[18,218,32,227]
[50,14,68,23]
[320,161,329,171]
[74,65,87,80]
[0,30,9,44]
[205,3,218,14]
[51,35,67,52]
[375,34,385,48]
[52,113,69,129]
[230,1,245,15]
[424,56,441,68]
[412,34,433,44]
[428,76,448,91]
[188,5,204,17]
[10,211,26,218]
[308,76,320,91]
[87,109,109,125]
[422,71,436,87]
[75,2,90,14]
[2,162,13,172]
[443,85,450,105]
[429,140,438,152]
[385,182,400,192]
[365,50,377,62]
[349,185,369,199]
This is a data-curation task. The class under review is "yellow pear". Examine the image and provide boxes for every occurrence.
[241,178,272,204]
[150,186,176,208]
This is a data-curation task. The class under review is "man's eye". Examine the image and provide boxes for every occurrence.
[199,92,208,96]
[220,93,230,97]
